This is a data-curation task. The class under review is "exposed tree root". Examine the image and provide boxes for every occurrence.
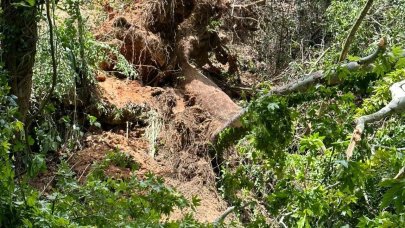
[346,79,405,159]
[175,18,244,134]
[179,58,242,135]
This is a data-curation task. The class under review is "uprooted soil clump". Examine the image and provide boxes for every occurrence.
[36,0,251,222]
[74,74,231,222]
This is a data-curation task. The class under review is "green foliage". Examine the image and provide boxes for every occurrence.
[91,41,138,80]
[1,149,204,227]
[245,95,293,160]
[357,67,405,116]
[0,74,21,225]
[326,0,405,58]
[220,4,405,223]
[207,18,223,32]
[222,99,404,226]
[87,114,101,128]
[91,149,139,179]
[3,0,405,226]
[40,158,197,227]
[1,1,204,226]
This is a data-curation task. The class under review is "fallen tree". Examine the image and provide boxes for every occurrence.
[97,1,405,160]
[212,38,405,158]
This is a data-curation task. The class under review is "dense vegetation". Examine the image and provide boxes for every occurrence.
[1,0,404,227]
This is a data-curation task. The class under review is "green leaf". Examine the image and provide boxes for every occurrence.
[395,58,405,69]
[45,103,56,113]
[267,102,280,111]
[380,183,402,209]
[28,154,46,177]
[2,141,11,152]
[374,64,386,77]
[15,120,24,132]
[27,193,37,207]
[392,46,404,58]
[191,195,201,208]
[335,160,348,168]
[297,215,307,228]
[22,219,33,228]
[379,179,398,187]
[28,136,35,146]
[25,0,35,7]
[347,55,360,62]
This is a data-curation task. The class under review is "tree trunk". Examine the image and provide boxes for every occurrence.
[1,1,38,123]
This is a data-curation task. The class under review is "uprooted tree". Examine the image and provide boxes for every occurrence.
[2,0,405,226]
[3,0,404,165]
[97,0,243,134]
[96,0,405,159]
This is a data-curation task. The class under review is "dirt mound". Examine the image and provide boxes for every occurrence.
[71,74,232,222]
[59,0,245,223]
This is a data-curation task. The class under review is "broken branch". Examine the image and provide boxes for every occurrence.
[213,206,235,226]
[394,166,405,180]
[339,0,374,62]
[346,79,405,159]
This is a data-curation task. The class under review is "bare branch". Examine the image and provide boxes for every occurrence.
[339,0,374,62]
[346,79,405,159]
[213,206,235,225]
[394,166,405,180]
[213,202,250,226]
[232,0,266,9]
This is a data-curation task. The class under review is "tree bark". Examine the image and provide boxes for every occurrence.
[1,1,38,123]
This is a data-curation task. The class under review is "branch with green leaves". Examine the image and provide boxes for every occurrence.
[211,38,391,143]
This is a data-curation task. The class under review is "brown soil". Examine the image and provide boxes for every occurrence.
[71,73,233,222]
[97,73,157,108]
